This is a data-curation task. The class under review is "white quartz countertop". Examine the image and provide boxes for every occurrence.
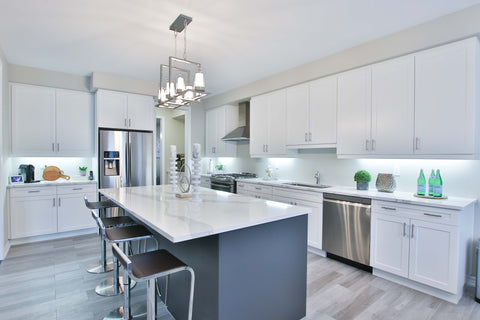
[100,185,312,243]
[7,179,97,188]
[237,178,476,210]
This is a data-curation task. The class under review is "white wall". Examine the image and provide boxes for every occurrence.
[0,46,9,259]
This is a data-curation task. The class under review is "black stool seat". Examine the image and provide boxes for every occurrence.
[106,225,153,242]
[85,199,117,210]
[103,216,135,229]
[130,250,187,279]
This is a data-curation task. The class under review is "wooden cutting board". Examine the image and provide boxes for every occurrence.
[43,166,71,181]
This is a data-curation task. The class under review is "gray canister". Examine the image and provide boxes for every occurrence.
[476,240,480,303]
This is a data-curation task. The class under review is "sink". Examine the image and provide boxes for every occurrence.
[282,182,331,189]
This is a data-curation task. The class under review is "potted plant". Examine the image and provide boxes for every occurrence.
[79,166,88,176]
[354,170,371,190]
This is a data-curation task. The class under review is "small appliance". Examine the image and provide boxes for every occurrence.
[18,164,38,183]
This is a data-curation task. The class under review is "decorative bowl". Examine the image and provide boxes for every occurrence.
[375,173,396,193]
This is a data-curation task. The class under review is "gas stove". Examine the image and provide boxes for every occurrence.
[210,172,257,193]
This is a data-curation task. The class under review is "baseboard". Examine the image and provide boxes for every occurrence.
[307,246,326,257]
[1,241,11,260]
[9,228,97,246]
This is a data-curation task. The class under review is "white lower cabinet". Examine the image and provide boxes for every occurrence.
[370,200,469,301]
[9,184,97,239]
[237,182,273,200]
[272,187,323,250]
[200,176,211,188]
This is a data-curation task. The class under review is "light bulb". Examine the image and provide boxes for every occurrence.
[176,76,185,93]
[169,81,176,98]
[184,86,194,100]
[194,72,205,92]
[159,87,167,102]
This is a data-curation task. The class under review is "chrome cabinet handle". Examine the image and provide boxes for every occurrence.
[52,143,55,152]
[309,132,312,141]
[403,223,406,237]
[124,118,127,127]
[266,144,269,153]
[255,187,262,190]
[28,190,40,193]
[129,119,132,127]
[371,139,376,151]
[72,187,83,190]
[411,224,415,238]
[53,198,56,207]
[305,133,307,142]
[424,213,442,218]
[415,137,421,150]
[365,139,369,151]
[381,206,396,211]
[57,143,60,152]
[263,144,265,152]
[58,197,61,207]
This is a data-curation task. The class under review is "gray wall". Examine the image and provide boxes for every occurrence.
[202,4,480,109]
[91,72,157,96]
[8,64,90,92]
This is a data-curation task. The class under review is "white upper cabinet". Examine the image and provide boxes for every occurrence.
[96,89,155,131]
[286,76,337,148]
[371,55,415,155]
[250,89,288,157]
[11,83,93,156]
[414,37,479,157]
[205,105,238,157]
[55,89,94,155]
[337,66,372,156]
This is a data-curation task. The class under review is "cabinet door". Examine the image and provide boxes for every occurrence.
[309,76,337,145]
[57,191,97,232]
[409,219,458,293]
[56,89,94,155]
[127,93,155,131]
[296,199,322,250]
[286,84,309,146]
[371,55,414,155]
[266,89,287,155]
[220,105,239,157]
[205,108,217,156]
[10,196,57,238]
[11,84,56,155]
[414,38,477,155]
[337,67,372,156]
[96,90,128,129]
[370,212,409,277]
[250,95,269,156]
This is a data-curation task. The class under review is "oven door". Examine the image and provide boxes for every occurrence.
[211,182,234,193]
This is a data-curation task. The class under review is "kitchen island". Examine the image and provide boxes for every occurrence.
[100,185,311,320]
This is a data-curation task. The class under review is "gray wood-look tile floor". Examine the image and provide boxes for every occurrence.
[1,234,480,320]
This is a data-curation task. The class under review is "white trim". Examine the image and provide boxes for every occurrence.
[155,115,166,185]
[307,246,326,257]
[2,241,10,260]
[8,228,97,246]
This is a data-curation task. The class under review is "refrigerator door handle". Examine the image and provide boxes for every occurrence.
[128,141,132,187]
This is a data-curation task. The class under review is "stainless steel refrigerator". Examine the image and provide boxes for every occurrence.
[99,129,153,189]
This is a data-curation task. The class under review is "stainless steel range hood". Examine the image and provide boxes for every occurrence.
[222,101,250,141]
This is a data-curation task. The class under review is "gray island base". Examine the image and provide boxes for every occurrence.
[100,186,310,320]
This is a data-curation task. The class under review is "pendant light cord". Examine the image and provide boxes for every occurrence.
[183,18,187,60]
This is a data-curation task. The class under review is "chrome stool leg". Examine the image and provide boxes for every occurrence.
[87,229,114,273]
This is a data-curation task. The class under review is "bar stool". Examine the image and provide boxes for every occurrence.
[91,210,156,298]
[113,243,195,320]
[84,195,136,274]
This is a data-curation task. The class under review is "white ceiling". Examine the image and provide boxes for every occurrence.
[1,0,480,96]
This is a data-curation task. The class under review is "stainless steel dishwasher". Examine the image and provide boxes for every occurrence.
[322,193,371,267]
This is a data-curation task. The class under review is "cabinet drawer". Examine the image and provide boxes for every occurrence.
[237,182,272,195]
[372,200,458,225]
[10,186,56,198]
[272,187,322,203]
[57,184,97,195]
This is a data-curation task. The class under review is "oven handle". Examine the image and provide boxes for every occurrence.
[211,182,234,190]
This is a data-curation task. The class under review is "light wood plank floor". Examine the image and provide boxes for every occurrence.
[1,234,479,320]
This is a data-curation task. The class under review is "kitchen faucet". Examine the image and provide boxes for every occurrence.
[314,171,320,185]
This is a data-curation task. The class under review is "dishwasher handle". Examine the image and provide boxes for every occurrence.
[323,193,371,205]
[323,197,372,209]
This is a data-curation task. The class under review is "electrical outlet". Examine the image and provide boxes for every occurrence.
[393,165,400,177]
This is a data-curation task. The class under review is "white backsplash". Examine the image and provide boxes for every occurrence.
[11,157,96,181]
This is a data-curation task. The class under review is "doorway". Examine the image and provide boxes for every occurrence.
[155,117,164,185]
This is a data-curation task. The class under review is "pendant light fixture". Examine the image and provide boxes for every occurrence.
[156,14,206,109]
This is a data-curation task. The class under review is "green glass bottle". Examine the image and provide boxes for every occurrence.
[434,169,443,197]
[417,169,426,196]
[428,169,435,197]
